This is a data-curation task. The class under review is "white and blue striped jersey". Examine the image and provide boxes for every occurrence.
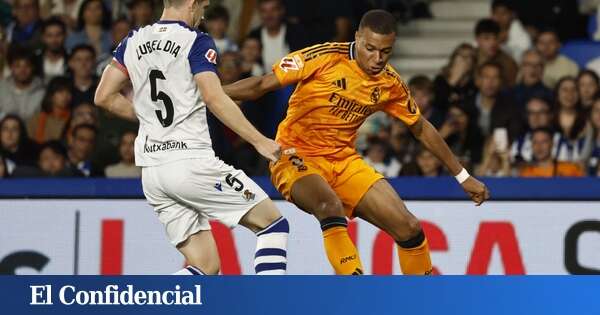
[113,20,219,167]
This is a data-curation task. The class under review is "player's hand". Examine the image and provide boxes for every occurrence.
[254,138,281,163]
[461,176,490,206]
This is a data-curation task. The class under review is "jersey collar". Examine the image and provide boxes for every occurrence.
[349,42,356,60]
[156,20,195,32]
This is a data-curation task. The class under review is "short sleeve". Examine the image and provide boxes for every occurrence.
[383,79,421,126]
[112,37,128,70]
[112,30,135,75]
[188,33,218,75]
[272,43,344,86]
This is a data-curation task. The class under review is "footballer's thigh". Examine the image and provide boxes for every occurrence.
[290,174,345,220]
[142,164,220,274]
[354,179,422,242]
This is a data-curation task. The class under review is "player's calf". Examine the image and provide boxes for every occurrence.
[321,217,364,275]
[393,218,433,276]
[254,217,289,275]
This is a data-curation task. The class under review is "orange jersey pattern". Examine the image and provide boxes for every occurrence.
[272,42,421,159]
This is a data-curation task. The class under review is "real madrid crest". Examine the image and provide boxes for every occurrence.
[370,87,381,104]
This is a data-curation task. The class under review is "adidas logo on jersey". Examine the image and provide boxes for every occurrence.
[331,78,347,90]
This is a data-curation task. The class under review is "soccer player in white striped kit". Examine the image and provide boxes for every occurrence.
[94,0,289,275]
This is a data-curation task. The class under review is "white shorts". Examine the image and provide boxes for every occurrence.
[141,157,269,246]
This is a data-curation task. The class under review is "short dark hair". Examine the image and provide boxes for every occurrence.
[359,9,397,35]
[408,75,433,94]
[128,0,154,9]
[69,44,96,60]
[491,0,514,11]
[535,27,560,43]
[474,18,500,37]
[527,96,552,110]
[205,5,230,22]
[72,123,98,138]
[577,69,600,87]
[6,45,36,66]
[40,140,68,159]
[531,127,554,139]
[42,16,67,34]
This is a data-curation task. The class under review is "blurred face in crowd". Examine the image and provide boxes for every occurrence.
[0,118,20,152]
[452,46,476,72]
[557,79,579,109]
[42,24,66,54]
[536,32,560,60]
[591,100,600,130]
[69,127,96,161]
[83,0,104,26]
[491,5,513,29]
[69,49,95,79]
[13,0,39,26]
[217,52,241,85]
[531,131,553,162]
[476,32,499,57]
[476,65,502,97]
[520,50,544,85]
[112,20,131,45]
[0,157,5,178]
[578,73,599,107]
[258,0,285,31]
[71,103,98,127]
[411,88,432,113]
[206,17,227,39]
[447,106,469,132]
[355,27,395,76]
[119,132,136,164]
[52,88,72,110]
[241,38,261,63]
[39,147,66,175]
[417,149,441,177]
[131,1,154,27]
[526,98,552,129]
[366,143,386,163]
[10,58,34,86]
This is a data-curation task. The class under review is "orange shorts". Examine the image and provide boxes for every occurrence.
[270,150,384,217]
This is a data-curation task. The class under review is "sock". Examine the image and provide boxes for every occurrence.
[254,217,289,275]
[172,265,205,275]
[321,217,363,275]
[396,230,433,275]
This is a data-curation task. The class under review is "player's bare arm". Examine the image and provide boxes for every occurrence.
[94,62,137,122]
[408,116,490,205]
[223,73,282,101]
[195,71,281,162]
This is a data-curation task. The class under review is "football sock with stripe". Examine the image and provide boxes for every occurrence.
[321,217,363,275]
[172,265,205,275]
[396,230,433,275]
[254,217,289,275]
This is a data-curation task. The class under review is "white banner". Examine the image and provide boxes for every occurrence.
[0,200,598,275]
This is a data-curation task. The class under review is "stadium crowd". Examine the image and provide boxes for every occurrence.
[0,0,599,179]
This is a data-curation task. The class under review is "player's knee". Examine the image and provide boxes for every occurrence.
[314,198,344,220]
[187,256,221,275]
[392,217,422,242]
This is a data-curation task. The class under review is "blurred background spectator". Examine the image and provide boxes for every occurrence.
[104,130,140,178]
[0,46,44,121]
[0,0,597,179]
[535,28,579,88]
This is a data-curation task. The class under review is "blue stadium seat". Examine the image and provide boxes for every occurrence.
[560,40,600,68]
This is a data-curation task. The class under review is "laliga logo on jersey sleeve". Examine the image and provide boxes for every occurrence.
[279,55,303,72]
[205,49,217,65]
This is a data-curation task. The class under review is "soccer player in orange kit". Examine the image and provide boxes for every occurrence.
[224,9,490,275]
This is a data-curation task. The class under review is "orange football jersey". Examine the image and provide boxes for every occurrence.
[272,42,421,159]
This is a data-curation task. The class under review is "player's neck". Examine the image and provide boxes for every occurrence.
[160,9,192,27]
